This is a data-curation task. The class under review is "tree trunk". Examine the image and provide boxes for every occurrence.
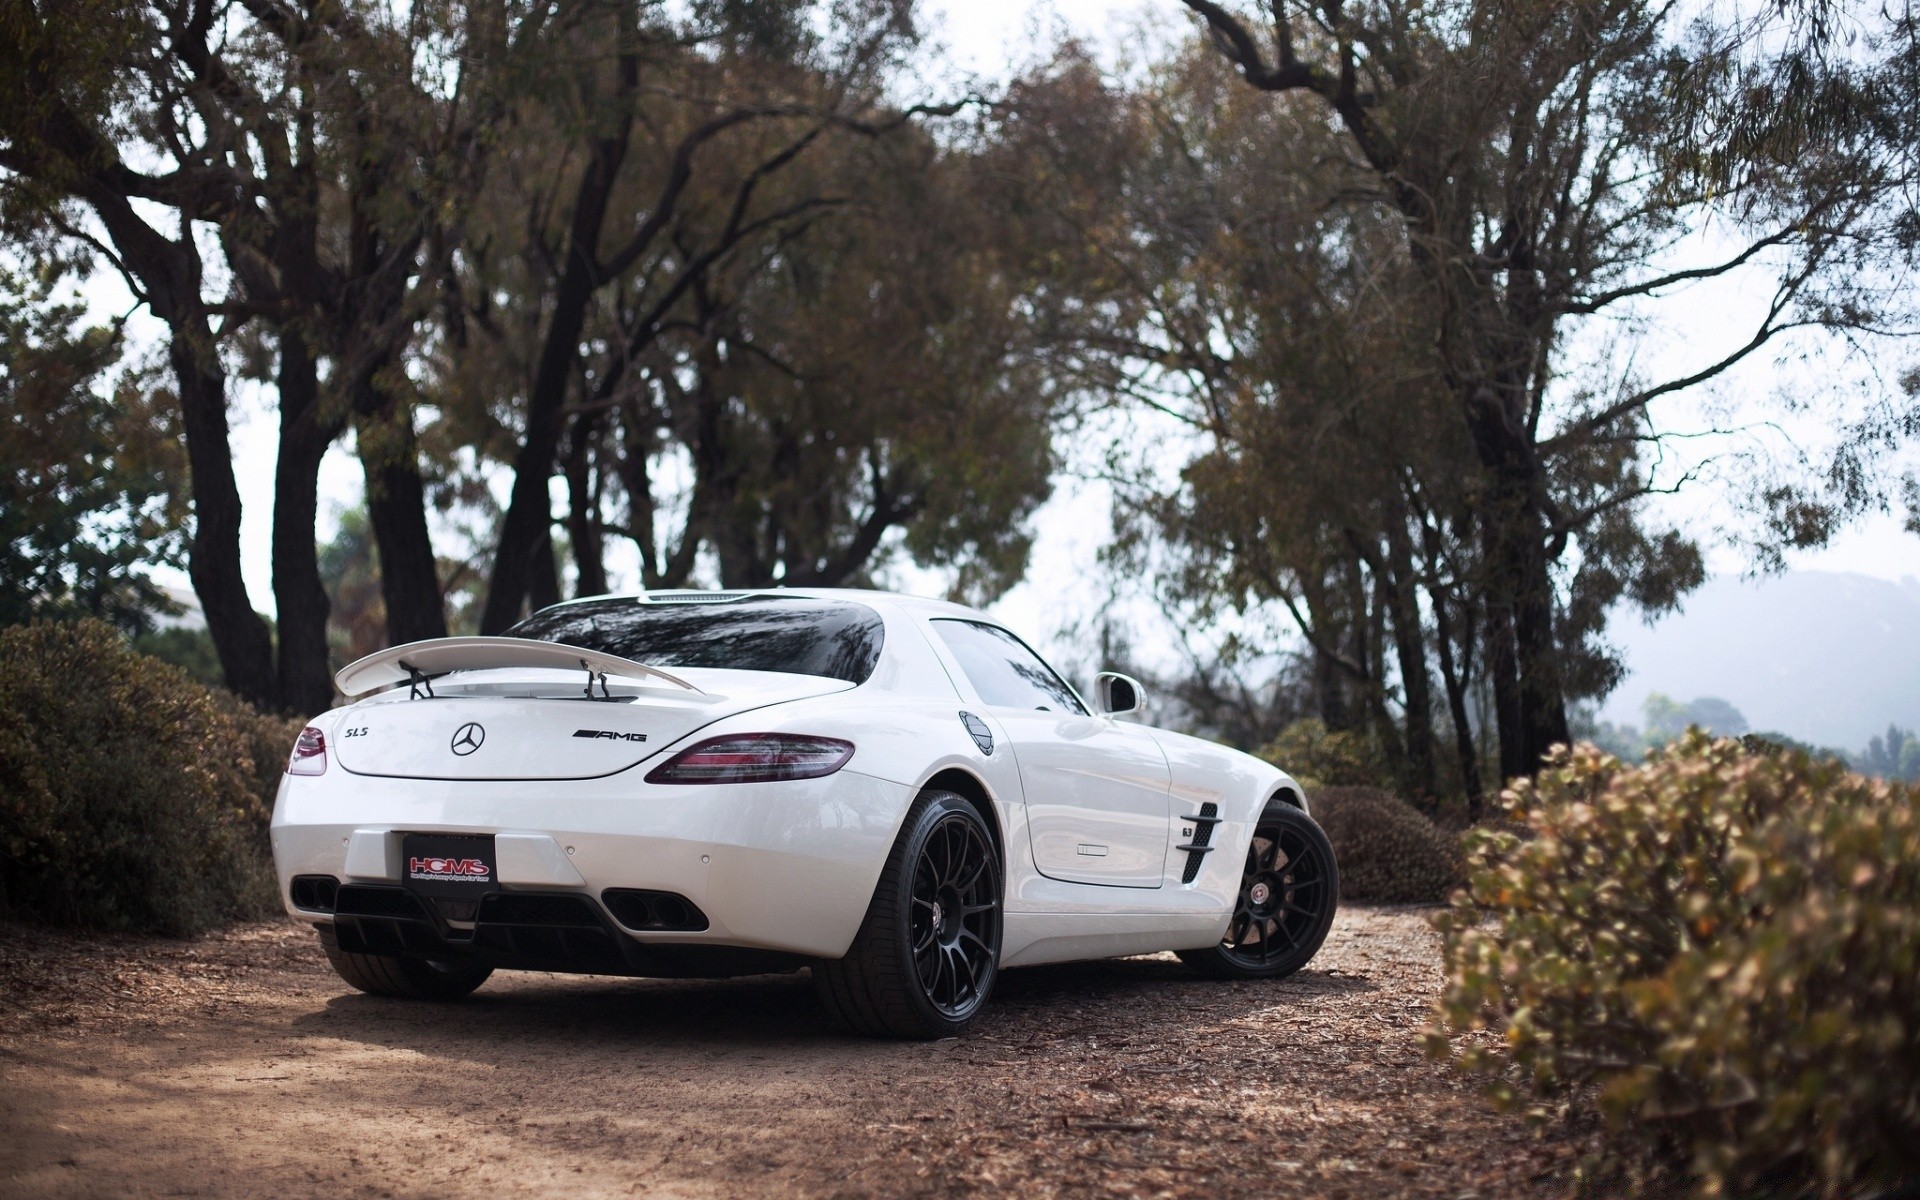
[1429,581,1485,816]
[530,523,562,613]
[83,191,275,703]
[353,365,447,646]
[1464,383,1569,780]
[684,334,766,589]
[1511,510,1571,762]
[1484,584,1525,784]
[1362,564,1407,776]
[479,70,637,633]
[1382,525,1438,803]
[271,329,343,713]
[565,410,609,597]
[170,324,279,706]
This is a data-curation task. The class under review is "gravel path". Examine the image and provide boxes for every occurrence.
[0,906,1580,1198]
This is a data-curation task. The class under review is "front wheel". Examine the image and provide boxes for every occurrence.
[1179,802,1339,980]
[813,790,1003,1039]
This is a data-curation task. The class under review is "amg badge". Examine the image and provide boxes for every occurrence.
[573,729,648,742]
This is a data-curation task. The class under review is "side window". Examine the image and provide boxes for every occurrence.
[930,620,1087,715]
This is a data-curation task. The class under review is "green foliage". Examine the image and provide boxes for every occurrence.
[1258,719,1393,791]
[1742,730,1855,764]
[1857,724,1920,783]
[0,620,296,935]
[1431,733,1920,1196]
[0,271,187,632]
[130,626,225,688]
[1308,786,1460,904]
[1582,694,1752,759]
[1644,694,1750,742]
[318,506,389,664]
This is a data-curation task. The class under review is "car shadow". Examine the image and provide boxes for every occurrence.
[995,955,1377,1005]
[288,954,1373,1063]
[294,968,845,1053]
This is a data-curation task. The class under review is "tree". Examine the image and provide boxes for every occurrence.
[1166,0,1907,781]
[1640,693,1750,743]
[4,0,1063,703]
[315,506,386,667]
[0,269,187,630]
[1858,724,1920,782]
[985,44,1707,807]
[405,9,1057,619]
[0,0,516,708]
[599,114,1059,598]
[1,0,277,703]
[986,5,1904,792]
[462,0,959,630]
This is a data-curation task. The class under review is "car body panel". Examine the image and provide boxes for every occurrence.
[1004,713,1174,889]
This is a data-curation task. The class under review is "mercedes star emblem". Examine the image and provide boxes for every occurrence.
[450,722,486,756]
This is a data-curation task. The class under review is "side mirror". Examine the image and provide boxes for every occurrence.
[1094,672,1144,717]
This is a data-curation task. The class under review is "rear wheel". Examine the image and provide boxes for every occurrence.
[1179,802,1338,980]
[814,790,1002,1039]
[317,926,493,1000]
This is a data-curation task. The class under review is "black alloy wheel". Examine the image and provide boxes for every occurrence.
[908,809,1000,1018]
[814,790,1003,1038]
[1180,802,1338,980]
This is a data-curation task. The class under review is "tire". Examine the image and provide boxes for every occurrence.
[1179,802,1339,980]
[813,790,1003,1039]
[316,925,493,1001]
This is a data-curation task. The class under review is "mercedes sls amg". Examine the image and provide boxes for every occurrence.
[271,589,1339,1038]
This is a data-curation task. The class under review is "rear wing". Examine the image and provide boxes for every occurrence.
[334,636,702,698]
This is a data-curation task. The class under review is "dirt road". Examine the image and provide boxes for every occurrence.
[0,906,1578,1198]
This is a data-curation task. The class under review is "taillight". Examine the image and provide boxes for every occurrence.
[287,726,328,775]
[645,734,854,784]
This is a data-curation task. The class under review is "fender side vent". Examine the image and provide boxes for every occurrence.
[959,711,994,755]
[1178,802,1222,884]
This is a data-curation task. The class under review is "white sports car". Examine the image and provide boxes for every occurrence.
[272,589,1339,1038]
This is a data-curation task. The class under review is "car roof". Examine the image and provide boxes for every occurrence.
[526,587,1085,707]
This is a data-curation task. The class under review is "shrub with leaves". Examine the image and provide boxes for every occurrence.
[0,619,293,934]
[1259,718,1393,790]
[1309,786,1460,903]
[1430,733,1920,1196]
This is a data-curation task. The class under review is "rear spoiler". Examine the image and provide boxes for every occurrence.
[334,636,702,698]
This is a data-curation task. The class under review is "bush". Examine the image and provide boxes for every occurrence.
[1309,785,1460,903]
[0,619,295,935]
[131,625,225,688]
[1259,718,1393,790]
[1430,733,1920,1196]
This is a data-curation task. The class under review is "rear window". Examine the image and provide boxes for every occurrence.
[505,597,885,684]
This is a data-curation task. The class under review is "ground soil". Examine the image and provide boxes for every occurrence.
[0,906,1585,1198]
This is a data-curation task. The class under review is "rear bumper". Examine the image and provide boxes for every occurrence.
[270,767,914,963]
[308,886,809,979]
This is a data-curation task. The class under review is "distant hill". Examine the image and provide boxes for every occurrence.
[1598,571,1920,751]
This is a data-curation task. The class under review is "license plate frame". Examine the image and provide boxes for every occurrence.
[401,833,498,900]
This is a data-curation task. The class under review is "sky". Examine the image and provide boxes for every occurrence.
[104,0,1920,734]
